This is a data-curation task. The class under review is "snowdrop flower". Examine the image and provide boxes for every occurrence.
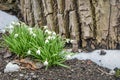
[15,22,20,26]
[9,29,13,34]
[45,39,49,43]
[14,34,19,38]
[66,39,70,43]
[30,31,34,35]
[36,49,40,55]
[45,29,48,33]
[45,30,52,34]
[52,32,56,35]
[51,36,55,39]
[27,50,31,55]
[11,21,15,25]
[65,55,71,60]
[47,36,52,40]
[47,31,52,34]
[9,24,14,29]
[32,33,36,38]
[44,60,48,66]
[70,40,74,43]
[43,25,48,29]
[28,28,33,32]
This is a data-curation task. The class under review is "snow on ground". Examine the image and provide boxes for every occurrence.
[72,50,120,70]
[0,10,18,30]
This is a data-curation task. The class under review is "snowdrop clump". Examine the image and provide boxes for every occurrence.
[3,22,69,69]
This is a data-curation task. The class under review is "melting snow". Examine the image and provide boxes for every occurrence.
[0,10,18,30]
[72,50,120,70]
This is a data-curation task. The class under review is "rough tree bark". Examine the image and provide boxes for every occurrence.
[1,0,120,50]
[19,0,120,50]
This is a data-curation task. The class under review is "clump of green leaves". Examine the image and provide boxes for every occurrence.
[3,22,70,69]
[115,69,120,78]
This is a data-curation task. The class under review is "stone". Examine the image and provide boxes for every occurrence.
[100,49,106,55]
[4,62,20,73]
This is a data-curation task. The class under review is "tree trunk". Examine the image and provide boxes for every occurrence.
[19,0,120,50]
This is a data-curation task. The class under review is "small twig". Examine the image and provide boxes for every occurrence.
[97,68,110,75]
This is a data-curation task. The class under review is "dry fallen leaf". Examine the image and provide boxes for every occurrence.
[15,59,37,70]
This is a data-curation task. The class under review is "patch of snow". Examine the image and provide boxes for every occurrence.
[72,50,120,70]
[4,62,20,73]
[0,10,19,31]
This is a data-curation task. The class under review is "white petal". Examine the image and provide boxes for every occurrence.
[45,30,49,33]
[36,50,40,55]
[32,33,36,37]
[51,36,55,39]
[28,28,33,31]
[47,31,52,34]
[9,29,13,34]
[47,36,52,40]
[45,39,49,43]
[52,32,56,35]
[9,24,14,28]
[66,55,71,60]
[43,25,48,29]
[70,40,74,43]
[14,34,19,38]
[44,60,48,66]
[27,50,31,55]
[66,39,70,43]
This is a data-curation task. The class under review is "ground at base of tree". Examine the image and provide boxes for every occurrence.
[0,52,116,80]
[0,34,117,80]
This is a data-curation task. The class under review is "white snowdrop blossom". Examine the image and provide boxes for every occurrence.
[32,33,36,38]
[47,36,52,40]
[47,36,55,40]
[9,24,14,29]
[11,22,20,26]
[70,40,74,43]
[28,28,34,35]
[30,31,34,35]
[45,39,49,44]
[14,34,19,38]
[66,55,71,60]
[45,30,52,34]
[66,39,70,43]
[11,21,15,25]
[15,22,20,26]
[52,32,56,35]
[36,49,41,55]
[43,25,48,29]
[27,50,31,55]
[9,29,13,34]
[47,31,52,34]
[43,60,48,66]
[28,28,33,32]
[51,36,55,39]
